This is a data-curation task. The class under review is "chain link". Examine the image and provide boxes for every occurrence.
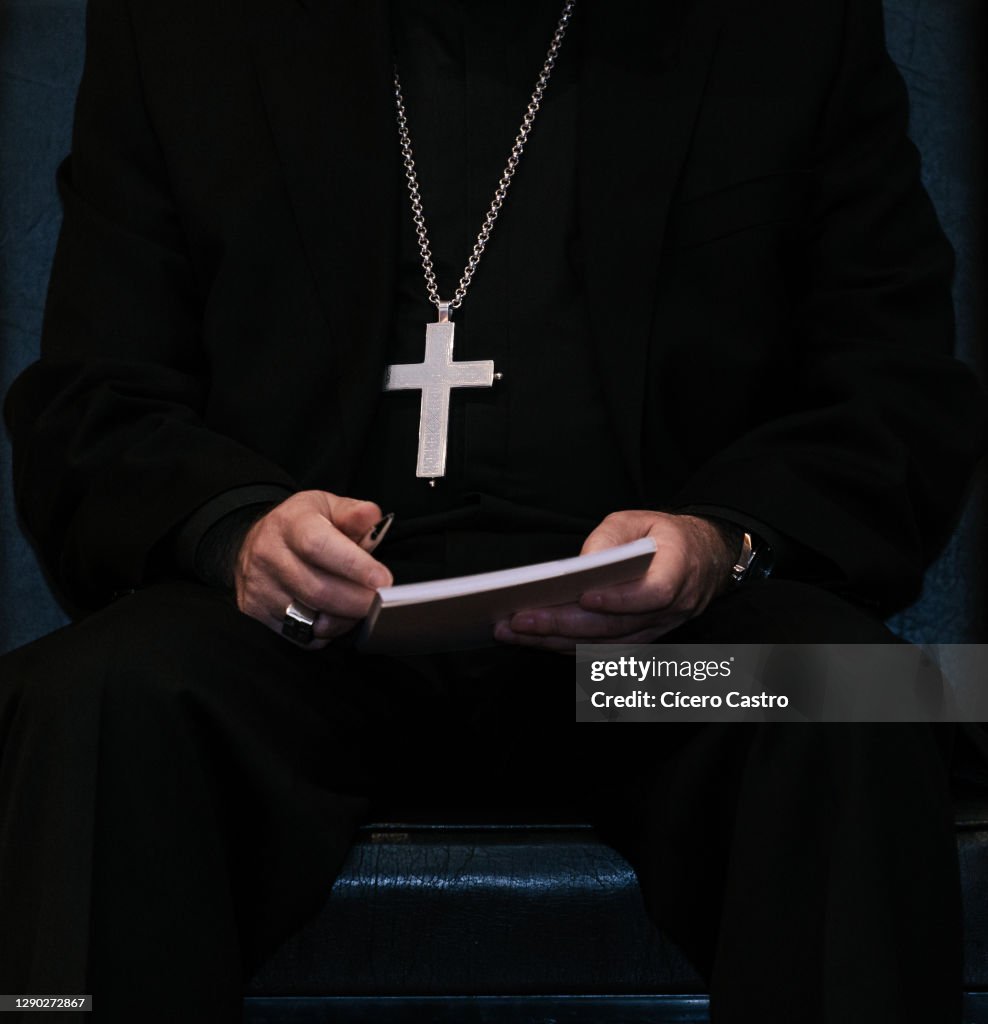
[394,0,576,313]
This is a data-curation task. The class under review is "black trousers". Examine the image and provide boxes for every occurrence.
[0,579,962,1023]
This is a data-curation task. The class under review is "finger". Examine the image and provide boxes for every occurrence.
[277,557,383,620]
[493,621,578,653]
[591,619,690,644]
[580,572,685,615]
[251,595,334,650]
[495,619,684,650]
[284,514,392,590]
[506,604,661,639]
[581,535,692,613]
[296,610,361,643]
[254,588,360,648]
[279,603,361,644]
[580,514,641,555]
[325,494,385,544]
[310,611,345,641]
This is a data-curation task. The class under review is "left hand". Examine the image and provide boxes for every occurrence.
[494,511,738,653]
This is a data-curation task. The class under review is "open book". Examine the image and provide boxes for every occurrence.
[356,537,657,655]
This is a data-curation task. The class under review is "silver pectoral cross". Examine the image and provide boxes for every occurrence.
[384,302,496,480]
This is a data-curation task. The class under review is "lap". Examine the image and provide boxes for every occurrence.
[0,576,933,812]
[0,575,895,690]
[0,578,959,1010]
[0,582,575,808]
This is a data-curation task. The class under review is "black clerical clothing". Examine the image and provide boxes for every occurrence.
[0,1,984,1022]
[0,579,965,1024]
[4,0,982,610]
[350,0,637,580]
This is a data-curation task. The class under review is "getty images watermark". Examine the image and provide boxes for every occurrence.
[575,644,988,722]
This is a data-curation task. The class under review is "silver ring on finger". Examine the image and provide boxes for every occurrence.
[282,599,318,645]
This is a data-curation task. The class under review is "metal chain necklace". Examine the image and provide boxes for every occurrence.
[384,0,576,481]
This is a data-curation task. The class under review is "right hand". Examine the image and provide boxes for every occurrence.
[234,490,393,649]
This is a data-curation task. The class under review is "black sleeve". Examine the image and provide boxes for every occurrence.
[670,0,986,611]
[676,504,829,586]
[182,501,280,593]
[170,485,293,589]
[3,0,298,613]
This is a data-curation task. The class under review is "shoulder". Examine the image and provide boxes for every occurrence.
[86,0,252,78]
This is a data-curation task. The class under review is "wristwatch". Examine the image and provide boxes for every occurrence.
[729,530,773,586]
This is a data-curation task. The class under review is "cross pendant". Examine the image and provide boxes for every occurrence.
[383,302,496,481]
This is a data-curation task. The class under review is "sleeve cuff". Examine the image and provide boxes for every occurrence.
[673,503,839,583]
[173,484,294,579]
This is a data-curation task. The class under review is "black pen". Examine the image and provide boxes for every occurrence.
[359,512,395,554]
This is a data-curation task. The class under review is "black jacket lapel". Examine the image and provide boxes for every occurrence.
[579,0,725,495]
[242,0,398,468]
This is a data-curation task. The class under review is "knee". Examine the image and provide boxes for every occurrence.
[683,579,897,643]
[2,583,257,730]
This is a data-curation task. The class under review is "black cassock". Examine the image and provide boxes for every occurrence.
[0,0,983,1021]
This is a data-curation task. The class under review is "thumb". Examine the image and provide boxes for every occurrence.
[581,511,655,555]
[325,495,384,543]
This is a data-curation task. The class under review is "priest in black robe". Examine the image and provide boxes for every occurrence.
[0,1,984,1021]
